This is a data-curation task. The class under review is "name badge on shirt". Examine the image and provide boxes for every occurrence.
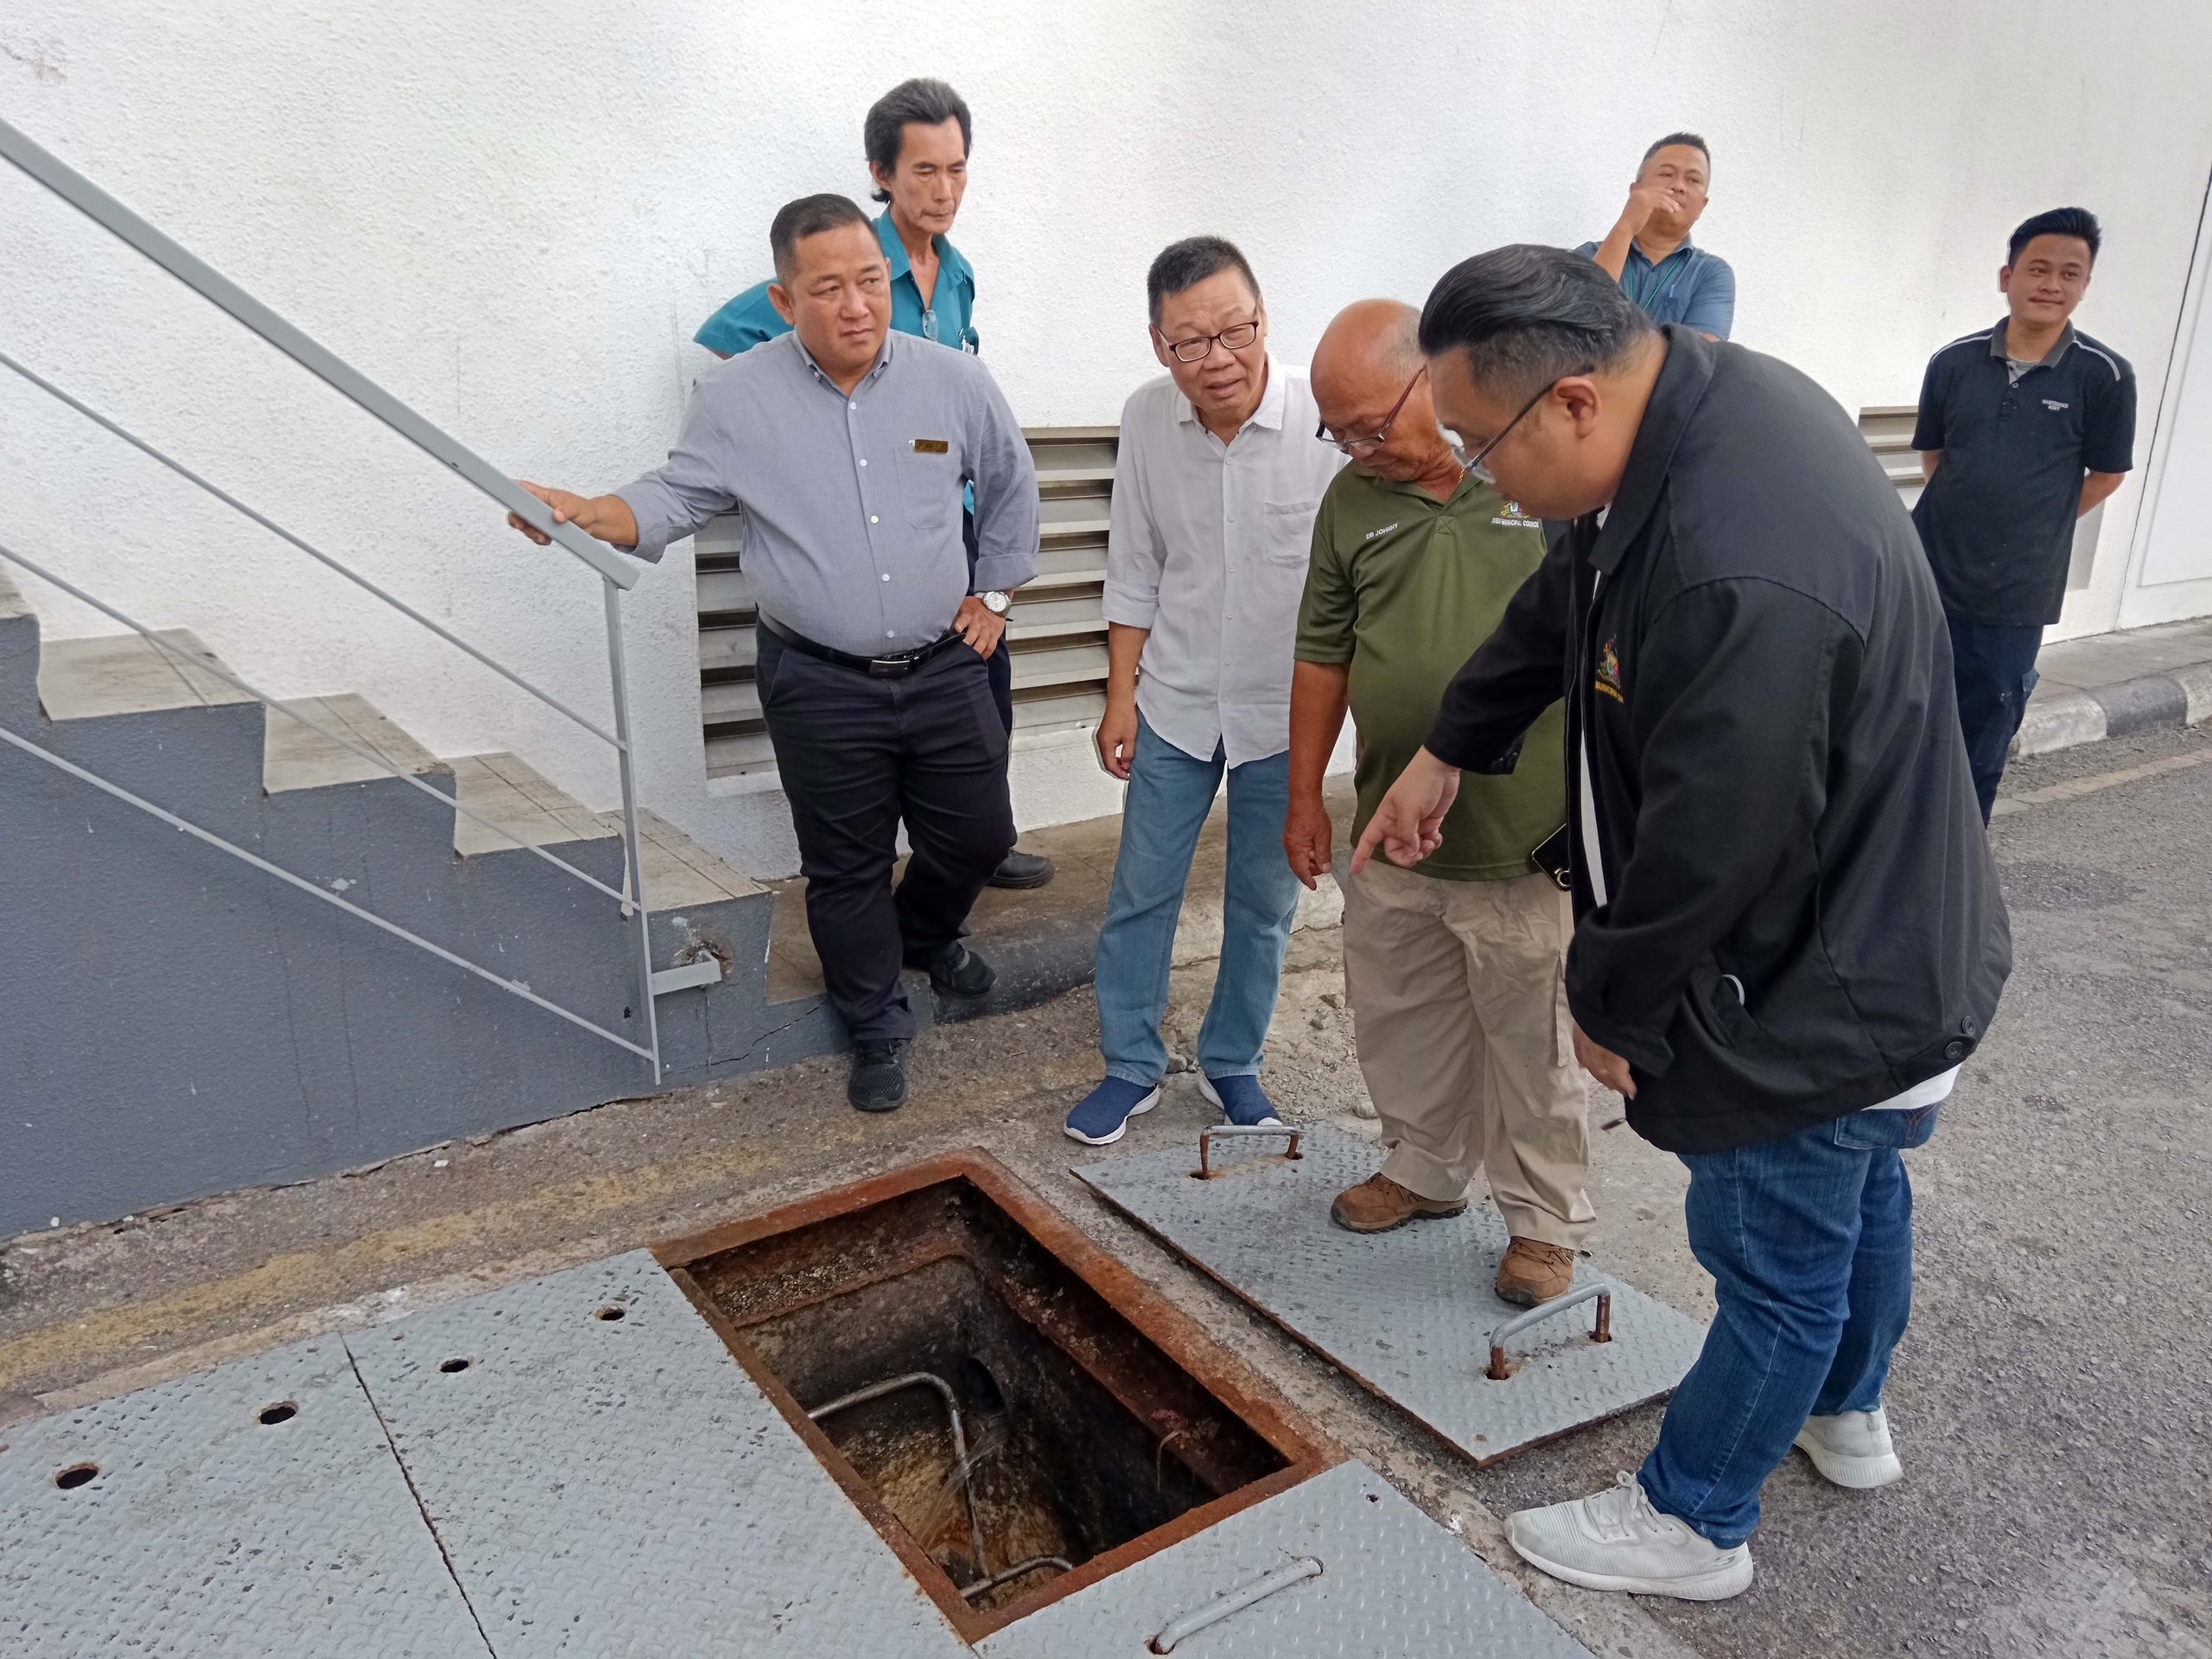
[911,438,950,454]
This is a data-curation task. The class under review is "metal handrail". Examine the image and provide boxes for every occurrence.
[0,540,632,907]
[0,348,625,752]
[0,725,656,1062]
[1,113,666,1077]
[0,118,637,591]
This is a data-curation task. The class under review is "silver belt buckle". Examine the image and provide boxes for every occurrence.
[867,652,912,678]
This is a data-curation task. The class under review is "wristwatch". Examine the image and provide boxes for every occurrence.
[978,590,1011,616]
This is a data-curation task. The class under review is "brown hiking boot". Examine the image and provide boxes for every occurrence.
[1330,1173,1469,1234]
[1494,1237,1577,1306]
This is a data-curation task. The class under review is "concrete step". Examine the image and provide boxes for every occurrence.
[37,629,254,721]
[264,693,448,794]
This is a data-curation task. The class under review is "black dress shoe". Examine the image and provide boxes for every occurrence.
[986,849,1056,890]
[908,941,996,998]
[848,1039,910,1113]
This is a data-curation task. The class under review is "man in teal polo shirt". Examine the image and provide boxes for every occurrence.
[1287,300,1588,1308]
[695,78,1050,888]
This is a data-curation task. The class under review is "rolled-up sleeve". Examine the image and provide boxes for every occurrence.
[964,364,1039,593]
[1103,410,1164,630]
[612,387,740,565]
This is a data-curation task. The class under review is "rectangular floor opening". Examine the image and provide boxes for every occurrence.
[655,1154,1330,1637]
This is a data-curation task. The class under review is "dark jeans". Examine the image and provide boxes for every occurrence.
[1948,617,2044,823]
[1637,1103,1939,1548]
[756,627,1016,1042]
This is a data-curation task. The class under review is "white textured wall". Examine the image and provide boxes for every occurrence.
[3,1,2209,875]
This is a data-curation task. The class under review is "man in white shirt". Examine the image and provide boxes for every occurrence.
[1065,238,1344,1146]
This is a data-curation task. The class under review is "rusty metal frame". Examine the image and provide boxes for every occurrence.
[652,1150,1338,1643]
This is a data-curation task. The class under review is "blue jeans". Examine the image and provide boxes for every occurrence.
[1638,1104,1940,1548]
[1095,715,1300,1084]
[1948,617,2044,823]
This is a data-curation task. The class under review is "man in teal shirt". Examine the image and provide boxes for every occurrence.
[695,79,1051,888]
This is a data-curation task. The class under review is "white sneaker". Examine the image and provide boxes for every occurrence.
[1794,1407,1903,1489]
[1507,1471,1754,1601]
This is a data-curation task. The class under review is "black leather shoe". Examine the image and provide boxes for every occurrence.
[848,1039,910,1113]
[986,849,1057,890]
[909,942,996,998]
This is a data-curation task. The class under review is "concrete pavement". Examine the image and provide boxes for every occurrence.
[3,725,2209,1657]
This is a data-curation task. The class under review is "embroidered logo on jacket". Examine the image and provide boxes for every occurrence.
[1595,638,1624,702]
[1491,499,1541,528]
[2041,398,2069,412]
[1363,521,1401,543]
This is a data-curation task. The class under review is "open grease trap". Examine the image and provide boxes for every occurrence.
[652,1153,1332,1641]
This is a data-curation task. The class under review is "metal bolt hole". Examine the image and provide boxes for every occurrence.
[53,1462,99,1490]
[257,1402,298,1426]
[594,1304,626,1323]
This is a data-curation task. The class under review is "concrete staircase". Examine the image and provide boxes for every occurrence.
[0,566,842,1236]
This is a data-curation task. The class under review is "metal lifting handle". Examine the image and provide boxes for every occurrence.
[1149,1557,1323,1653]
[1486,1281,1612,1380]
[1197,1123,1306,1179]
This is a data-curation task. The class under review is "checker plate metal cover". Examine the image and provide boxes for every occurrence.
[348,1251,969,1658]
[1077,1123,1707,1464]
[976,1459,1590,1658]
[0,1337,490,1657]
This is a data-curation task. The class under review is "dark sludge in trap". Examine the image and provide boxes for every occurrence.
[664,1160,1325,1627]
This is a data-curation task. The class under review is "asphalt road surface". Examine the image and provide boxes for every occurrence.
[3,725,2207,1659]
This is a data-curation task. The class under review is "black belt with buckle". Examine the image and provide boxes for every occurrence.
[759,613,965,678]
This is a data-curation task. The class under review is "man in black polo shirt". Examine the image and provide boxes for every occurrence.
[1912,207,2137,820]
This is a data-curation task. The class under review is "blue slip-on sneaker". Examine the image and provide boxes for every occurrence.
[1064,1076,1162,1147]
[1199,1072,1284,1128]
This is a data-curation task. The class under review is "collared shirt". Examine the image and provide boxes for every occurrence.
[1295,467,1563,880]
[1911,317,2136,626]
[693,209,979,358]
[1103,360,1344,765]
[613,331,1037,657]
[1573,238,1736,338]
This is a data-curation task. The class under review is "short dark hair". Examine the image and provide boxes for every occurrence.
[1418,244,1658,404]
[2008,206,2101,268]
[864,78,972,204]
[1642,131,1710,167]
[1147,236,1261,327]
[769,194,872,286]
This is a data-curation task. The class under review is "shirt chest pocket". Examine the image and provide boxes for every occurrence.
[1261,498,1321,566]
[893,442,958,535]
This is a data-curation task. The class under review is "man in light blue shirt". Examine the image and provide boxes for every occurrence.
[1576,132,1736,340]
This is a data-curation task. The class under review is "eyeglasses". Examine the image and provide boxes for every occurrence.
[1316,366,1427,455]
[1156,318,1262,364]
[1443,367,1591,484]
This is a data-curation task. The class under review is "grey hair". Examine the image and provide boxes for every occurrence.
[1418,245,1657,404]
[1643,130,1709,167]
[864,79,972,203]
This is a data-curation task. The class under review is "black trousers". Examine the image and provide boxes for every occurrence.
[757,627,1017,1041]
[1948,616,2044,823]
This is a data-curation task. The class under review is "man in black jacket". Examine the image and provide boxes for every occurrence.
[1354,245,2009,1599]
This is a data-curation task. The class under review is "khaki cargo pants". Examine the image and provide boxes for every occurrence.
[1340,861,1594,1249]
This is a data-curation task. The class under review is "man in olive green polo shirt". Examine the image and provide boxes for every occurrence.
[1286,300,1590,1307]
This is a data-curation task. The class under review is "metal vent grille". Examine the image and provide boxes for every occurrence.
[698,427,1117,779]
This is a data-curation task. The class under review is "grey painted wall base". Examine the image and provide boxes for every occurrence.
[0,600,856,1236]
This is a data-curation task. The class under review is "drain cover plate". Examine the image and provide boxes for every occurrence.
[347,1251,970,1657]
[0,1337,488,1658]
[1077,1123,1706,1465]
[976,1458,1591,1658]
